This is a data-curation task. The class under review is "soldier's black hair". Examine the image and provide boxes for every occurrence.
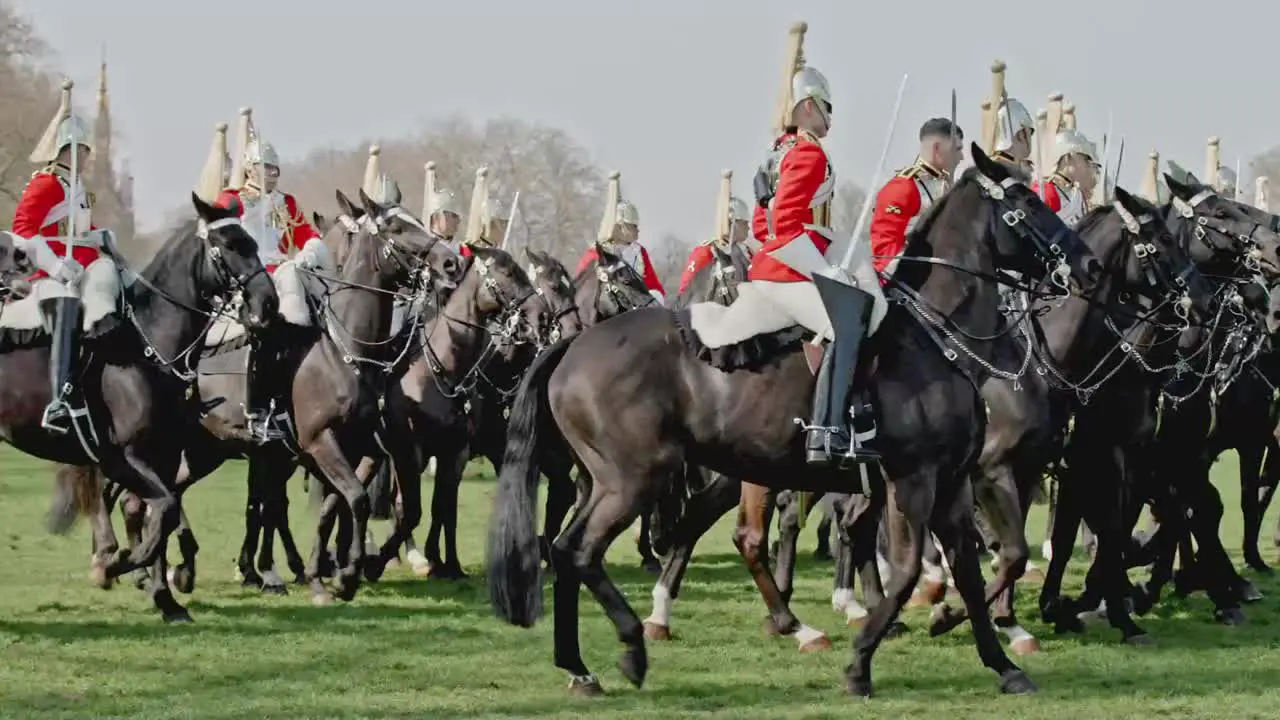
[919,118,962,141]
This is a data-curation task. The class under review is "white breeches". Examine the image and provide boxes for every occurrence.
[272,260,311,326]
[749,281,835,341]
[0,257,120,332]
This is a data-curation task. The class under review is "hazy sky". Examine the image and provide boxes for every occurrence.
[11,0,1277,242]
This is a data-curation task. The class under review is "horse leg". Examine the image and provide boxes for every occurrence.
[635,511,661,575]
[425,446,468,579]
[642,472,739,640]
[275,473,308,584]
[168,506,199,595]
[120,491,150,589]
[371,437,425,581]
[1184,461,1254,621]
[830,494,863,627]
[542,465,576,568]
[815,494,834,561]
[909,534,947,607]
[930,464,1036,655]
[932,482,1036,695]
[87,472,118,590]
[735,482,830,652]
[1239,442,1272,574]
[1077,444,1150,644]
[771,490,812,607]
[845,477,928,697]
[306,428,370,602]
[238,471,265,588]
[306,489,341,605]
[1042,478,1057,561]
[547,479,642,695]
[252,450,295,594]
[1038,473,1086,634]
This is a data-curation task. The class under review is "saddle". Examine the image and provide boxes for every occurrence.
[673,308,809,372]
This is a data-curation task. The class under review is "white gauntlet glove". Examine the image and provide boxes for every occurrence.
[13,234,83,286]
[649,289,666,306]
[294,238,331,271]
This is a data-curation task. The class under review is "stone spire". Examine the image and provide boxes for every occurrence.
[90,46,113,186]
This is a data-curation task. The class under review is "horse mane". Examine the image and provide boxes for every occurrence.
[132,219,204,302]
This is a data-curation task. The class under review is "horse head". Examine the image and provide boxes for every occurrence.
[454,245,547,347]
[525,248,582,343]
[1111,186,1217,321]
[1163,173,1280,280]
[965,142,1102,292]
[576,242,655,321]
[191,192,279,331]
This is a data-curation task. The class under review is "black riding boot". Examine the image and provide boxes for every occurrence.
[40,297,85,434]
[805,274,880,468]
[244,332,285,444]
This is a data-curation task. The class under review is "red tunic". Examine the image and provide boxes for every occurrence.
[678,244,716,295]
[748,131,831,284]
[869,176,923,276]
[575,244,666,299]
[12,165,100,280]
[214,188,320,273]
[1029,180,1063,213]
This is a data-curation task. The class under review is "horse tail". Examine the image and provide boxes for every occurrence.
[487,335,574,627]
[47,463,103,534]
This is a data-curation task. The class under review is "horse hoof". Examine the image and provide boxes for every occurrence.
[311,591,335,607]
[844,674,873,698]
[172,566,196,595]
[241,575,264,589]
[1010,635,1041,656]
[884,621,908,639]
[643,622,673,641]
[928,604,963,637]
[847,615,867,631]
[88,565,113,590]
[428,563,468,581]
[799,634,832,653]
[1238,581,1265,603]
[999,670,1038,695]
[410,562,431,578]
[617,645,647,688]
[1022,565,1046,583]
[362,557,386,583]
[1124,633,1155,647]
[384,557,401,570]
[641,559,662,576]
[909,580,946,608]
[566,674,605,697]
[814,547,834,563]
[262,583,288,596]
[1216,607,1247,626]
[162,609,193,624]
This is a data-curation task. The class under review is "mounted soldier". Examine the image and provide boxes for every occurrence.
[678,170,753,295]
[958,61,1035,180]
[361,145,402,207]
[575,171,667,305]
[462,167,512,254]
[737,21,884,467]
[869,118,964,276]
[422,161,464,254]
[8,79,125,433]
[1032,127,1100,226]
[212,107,329,443]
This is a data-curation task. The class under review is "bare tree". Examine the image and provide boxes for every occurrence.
[0,1,58,221]
[648,233,692,294]
[285,115,607,265]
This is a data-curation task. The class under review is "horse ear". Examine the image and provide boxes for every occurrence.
[313,211,331,234]
[191,192,215,223]
[524,247,537,264]
[1163,173,1190,200]
[969,141,1002,180]
[358,187,380,219]
[335,189,360,218]
[1112,185,1135,209]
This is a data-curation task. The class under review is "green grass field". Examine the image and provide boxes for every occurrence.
[2,447,1280,719]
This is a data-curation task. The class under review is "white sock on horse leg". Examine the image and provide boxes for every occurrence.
[793,624,825,647]
[644,583,673,627]
[406,548,429,568]
[844,599,869,624]
[832,587,854,612]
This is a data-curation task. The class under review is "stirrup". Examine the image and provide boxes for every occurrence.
[243,401,286,444]
[40,400,72,435]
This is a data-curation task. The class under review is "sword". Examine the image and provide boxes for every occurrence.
[949,89,959,183]
[1112,138,1125,196]
[501,190,520,251]
[1235,156,1242,201]
[64,82,79,265]
[838,73,909,273]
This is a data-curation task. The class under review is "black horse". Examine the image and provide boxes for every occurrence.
[6,194,279,620]
[488,144,1099,697]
